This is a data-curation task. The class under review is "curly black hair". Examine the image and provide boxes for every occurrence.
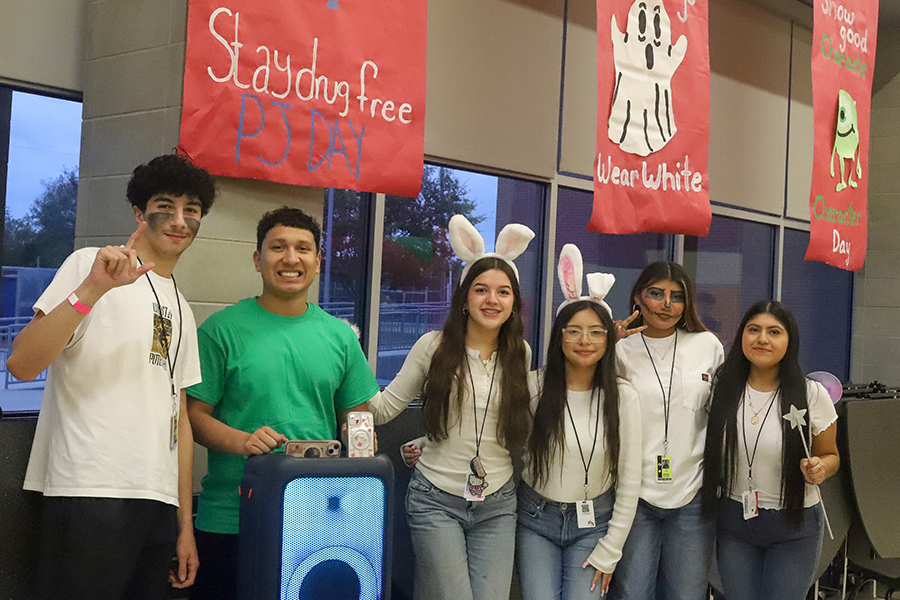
[126,154,216,215]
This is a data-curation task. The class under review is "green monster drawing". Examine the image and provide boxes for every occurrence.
[831,90,861,192]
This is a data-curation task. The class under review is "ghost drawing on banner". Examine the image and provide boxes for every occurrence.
[608,0,687,156]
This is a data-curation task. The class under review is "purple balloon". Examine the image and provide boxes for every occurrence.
[807,371,842,403]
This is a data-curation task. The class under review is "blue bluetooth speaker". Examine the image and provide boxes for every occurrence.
[237,454,394,600]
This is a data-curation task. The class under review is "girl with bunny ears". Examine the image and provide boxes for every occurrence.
[608,262,724,600]
[517,244,643,600]
[373,215,534,600]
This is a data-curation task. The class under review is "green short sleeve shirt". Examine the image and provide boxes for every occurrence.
[188,298,379,533]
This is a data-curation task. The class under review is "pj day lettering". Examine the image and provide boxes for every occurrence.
[207,7,416,178]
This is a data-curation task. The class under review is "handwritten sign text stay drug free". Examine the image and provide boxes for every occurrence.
[180,1,427,197]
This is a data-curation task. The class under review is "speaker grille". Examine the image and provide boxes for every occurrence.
[281,476,386,600]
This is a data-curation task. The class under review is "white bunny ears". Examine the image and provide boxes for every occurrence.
[449,215,535,283]
[557,244,615,316]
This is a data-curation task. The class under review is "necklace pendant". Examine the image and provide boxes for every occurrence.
[750,415,759,425]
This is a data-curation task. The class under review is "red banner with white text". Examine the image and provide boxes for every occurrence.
[180,0,427,197]
[806,0,877,271]
[591,0,710,236]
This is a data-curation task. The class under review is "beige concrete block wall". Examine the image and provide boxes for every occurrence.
[0,0,86,92]
[853,30,900,383]
[78,0,326,313]
[80,0,328,492]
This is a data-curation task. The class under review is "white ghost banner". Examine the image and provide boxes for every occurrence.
[591,0,711,236]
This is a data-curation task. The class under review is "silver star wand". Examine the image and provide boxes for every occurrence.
[783,405,834,539]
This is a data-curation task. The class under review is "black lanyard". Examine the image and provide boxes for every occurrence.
[641,330,678,453]
[467,357,498,458]
[140,261,183,398]
[741,386,779,489]
[565,389,602,498]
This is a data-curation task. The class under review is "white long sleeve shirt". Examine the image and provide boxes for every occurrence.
[371,330,531,497]
[616,330,724,509]
[523,372,643,573]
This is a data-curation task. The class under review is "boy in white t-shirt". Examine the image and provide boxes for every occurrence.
[8,154,216,599]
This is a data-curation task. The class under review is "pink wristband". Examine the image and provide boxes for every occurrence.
[67,292,91,315]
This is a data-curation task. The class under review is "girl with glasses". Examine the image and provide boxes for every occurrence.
[517,245,642,600]
[702,301,838,600]
[609,261,724,600]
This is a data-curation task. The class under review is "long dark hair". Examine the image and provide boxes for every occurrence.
[628,261,707,333]
[421,257,531,452]
[528,301,620,489]
[702,301,808,522]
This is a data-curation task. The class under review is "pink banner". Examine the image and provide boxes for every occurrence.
[180,0,427,197]
[591,0,711,236]
[806,0,878,271]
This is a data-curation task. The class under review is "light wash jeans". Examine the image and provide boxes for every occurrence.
[405,468,517,600]
[715,499,822,600]
[515,483,615,600]
[607,492,714,600]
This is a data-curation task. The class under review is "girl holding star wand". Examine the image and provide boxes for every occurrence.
[702,301,839,600]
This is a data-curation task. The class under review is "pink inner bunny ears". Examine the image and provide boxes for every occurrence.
[448,214,535,284]
[556,244,615,316]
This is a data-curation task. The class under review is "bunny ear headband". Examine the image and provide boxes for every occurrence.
[449,214,535,283]
[556,244,615,316]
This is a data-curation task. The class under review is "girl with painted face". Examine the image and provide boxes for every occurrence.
[373,216,534,600]
[702,301,838,600]
[517,245,642,600]
[608,261,724,600]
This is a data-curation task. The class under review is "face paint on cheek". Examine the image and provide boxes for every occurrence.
[185,218,200,237]
[145,212,201,239]
[146,212,172,231]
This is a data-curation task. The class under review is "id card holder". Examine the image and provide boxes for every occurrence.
[463,474,488,501]
[169,395,179,450]
[576,500,596,529]
[742,490,759,520]
[656,454,673,483]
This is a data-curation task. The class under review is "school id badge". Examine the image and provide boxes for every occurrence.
[742,490,759,520]
[169,394,179,450]
[576,500,596,529]
[656,455,673,483]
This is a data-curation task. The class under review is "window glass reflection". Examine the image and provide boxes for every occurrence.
[2,90,82,412]
[376,166,543,384]
[781,228,852,379]
[319,189,372,334]
[684,215,776,352]
[554,187,672,319]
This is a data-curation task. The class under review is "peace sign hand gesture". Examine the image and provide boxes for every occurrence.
[614,310,646,340]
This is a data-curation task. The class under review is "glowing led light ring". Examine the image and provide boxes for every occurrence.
[284,545,378,600]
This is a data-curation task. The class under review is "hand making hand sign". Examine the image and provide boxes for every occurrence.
[82,221,156,299]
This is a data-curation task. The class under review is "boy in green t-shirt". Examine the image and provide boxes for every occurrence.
[186,207,380,600]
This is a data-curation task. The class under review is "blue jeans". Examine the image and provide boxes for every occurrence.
[608,493,714,600]
[716,499,822,600]
[405,468,517,600]
[515,483,615,600]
